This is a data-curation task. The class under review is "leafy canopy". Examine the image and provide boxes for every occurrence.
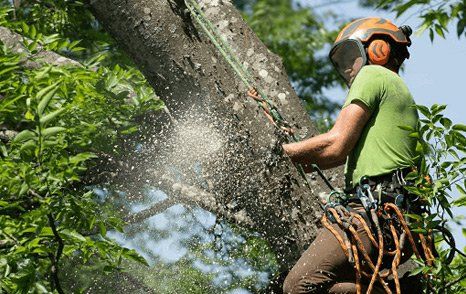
[360,0,466,40]
[0,3,161,292]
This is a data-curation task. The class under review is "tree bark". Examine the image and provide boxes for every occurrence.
[90,0,343,270]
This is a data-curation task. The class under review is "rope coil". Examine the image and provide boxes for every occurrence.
[322,200,435,294]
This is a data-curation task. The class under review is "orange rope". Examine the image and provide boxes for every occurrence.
[321,200,436,294]
[321,215,349,259]
[328,208,355,261]
[346,222,393,293]
[352,239,362,294]
[326,208,392,293]
[384,203,422,259]
[367,209,384,294]
[419,233,434,266]
[352,213,379,248]
[389,218,401,294]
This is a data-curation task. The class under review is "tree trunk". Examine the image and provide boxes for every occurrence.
[90,0,343,271]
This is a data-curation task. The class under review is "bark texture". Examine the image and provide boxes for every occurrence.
[90,0,343,270]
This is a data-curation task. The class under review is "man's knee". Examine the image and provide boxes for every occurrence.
[283,270,333,294]
[282,270,297,294]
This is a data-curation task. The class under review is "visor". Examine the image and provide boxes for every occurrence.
[329,39,367,86]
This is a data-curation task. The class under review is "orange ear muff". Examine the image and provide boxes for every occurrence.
[367,39,391,65]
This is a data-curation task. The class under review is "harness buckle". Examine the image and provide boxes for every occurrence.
[357,177,378,211]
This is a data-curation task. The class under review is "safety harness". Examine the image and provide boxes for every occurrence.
[321,170,437,294]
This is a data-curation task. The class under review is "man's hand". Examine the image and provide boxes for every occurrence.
[282,142,296,157]
[247,88,261,101]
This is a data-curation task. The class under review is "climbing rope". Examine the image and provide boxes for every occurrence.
[185,0,294,135]
[184,0,320,191]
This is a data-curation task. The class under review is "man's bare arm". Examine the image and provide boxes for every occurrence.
[283,101,371,171]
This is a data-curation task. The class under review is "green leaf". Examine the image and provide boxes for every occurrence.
[435,24,445,38]
[21,22,29,34]
[41,127,66,137]
[36,81,61,116]
[458,19,465,38]
[60,229,86,242]
[13,130,36,143]
[408,132,420,138]
[456,184,466,196]
[405,213,423,221]
[69,152,97,164]
[0,65,19,76]
[20,139,37,152]
[35,65,52,80]
[39,227,54,237]
[19,182,28,196]
[452,196,466,207]
[415,105,430,118]
[25,110,35,120]
[39,108,65,125]
[89,216,96,230]
[98,222,107,236]
[411,228,427,234]
[452,124,466,132]
[122,248,149,266]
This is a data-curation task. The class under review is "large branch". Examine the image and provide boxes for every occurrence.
[0,26,80,68]
[125,173,255,228]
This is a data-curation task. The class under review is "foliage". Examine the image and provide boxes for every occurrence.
[0,4,161,292]
[360,0,466,40]
[236,0,342,122]
[401,104,465,293]
[5,0,132,66]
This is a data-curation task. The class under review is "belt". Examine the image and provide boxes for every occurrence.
[344,167,413,195]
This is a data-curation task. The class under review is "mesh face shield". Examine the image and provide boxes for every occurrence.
[329,39,367,86]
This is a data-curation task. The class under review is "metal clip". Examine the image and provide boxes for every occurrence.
[357,183,378,211]
[395,194,405,208]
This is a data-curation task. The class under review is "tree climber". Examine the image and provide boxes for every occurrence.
[279,18,425,294]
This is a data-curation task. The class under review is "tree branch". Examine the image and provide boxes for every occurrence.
[124,172,255,229]
[0,26,81,68]
[124,197,178,224]
[47,213,64,294]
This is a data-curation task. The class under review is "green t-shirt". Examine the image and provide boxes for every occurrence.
[343,65,419,188]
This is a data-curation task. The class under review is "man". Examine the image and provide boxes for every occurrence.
[281,18,421,293]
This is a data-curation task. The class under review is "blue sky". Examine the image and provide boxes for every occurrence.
[310,0,466,248]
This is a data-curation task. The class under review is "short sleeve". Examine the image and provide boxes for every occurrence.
[343,65,384,112]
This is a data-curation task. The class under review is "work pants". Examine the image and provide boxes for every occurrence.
[283,213,387,294]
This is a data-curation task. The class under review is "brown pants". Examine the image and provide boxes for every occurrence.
[283,214,386,294]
